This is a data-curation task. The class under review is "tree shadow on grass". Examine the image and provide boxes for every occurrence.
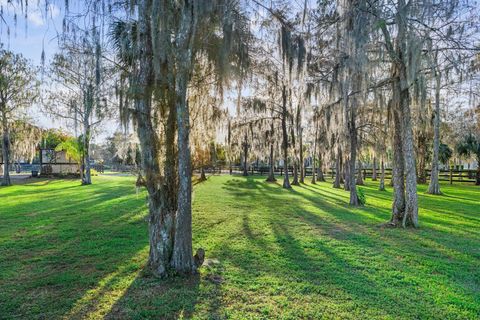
[217,176,479,318]
[0,177,154,319]
[103,258,227,319]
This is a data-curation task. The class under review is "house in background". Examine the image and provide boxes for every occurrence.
[38,148,78,175]
[0,148,78,176]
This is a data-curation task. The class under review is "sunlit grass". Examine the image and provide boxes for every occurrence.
[0,175,478,319]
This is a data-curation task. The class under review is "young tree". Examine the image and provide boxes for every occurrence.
[46,32,113,185]
[0,48,38,186]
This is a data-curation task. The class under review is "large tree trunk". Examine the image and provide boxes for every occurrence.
[281,85,291,189]
[390,100,406,225]
[1,111,11,186]
[171,5,197,274]
[380,0,419,228]
[428,70,441,194]
[400,76,419,228]
[136,92,175,277]
[172,71,194,274]
[137,0,174,277]
[389,63,419,227]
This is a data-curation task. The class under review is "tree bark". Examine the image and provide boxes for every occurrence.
[427,70,441,194]
[380,0,419,228]
[1,110,11,186]
[266,143,276,182]
[400,75,419,228]
[82,122,92,185]
[311,122,318,184]
[138,0,175,277]
[243,133,248,176]
[281,85,291,189]
[333,147,341,188]
[379,156,386,191]
[476,155,480,186]
[171,4,196,274]
[344,157,350,191]
[390,100,406,225]
[172,71,194,274]
[356,159,364,186]
[372,156,377,181]
[416,134,427,184]
[299,127,304,183]
[200,167,206,181]
[291,126,299,186]
[346,85,355,197]
[318,150,325,182]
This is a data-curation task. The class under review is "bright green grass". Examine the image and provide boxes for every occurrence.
[0,175,479,319]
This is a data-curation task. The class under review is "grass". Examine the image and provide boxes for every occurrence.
[0,174,479,319]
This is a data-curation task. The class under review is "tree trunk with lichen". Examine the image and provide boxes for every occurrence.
[242,133,249,176]
[476,155,480,186]
[372,156,377,181]
[379,156,386,191]
[299,128,304,183]
[266,143,276,182]
[333,147,341,188]
[380,0,419,227]
[344,156,350,191]
[356,159,364,186]
[170,3,197,274]
[318,150,325,182]
[428,70,441,194]
[390,102,406,225]
[1,108,11,186]
[311,122,318,184]
[281,85,291,189]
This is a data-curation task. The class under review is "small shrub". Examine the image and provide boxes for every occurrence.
[357,187,366,205]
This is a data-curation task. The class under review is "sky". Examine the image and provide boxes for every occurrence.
[0,0,121,143]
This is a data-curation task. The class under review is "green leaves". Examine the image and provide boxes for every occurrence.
[55,137,83,164]
[456,134,480,159]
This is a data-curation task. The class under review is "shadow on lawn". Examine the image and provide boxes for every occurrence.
[5,175,476,318]
[0,178,152,319]
[216,176,479,317]
[92,176,479,318]
[104,261,227,319]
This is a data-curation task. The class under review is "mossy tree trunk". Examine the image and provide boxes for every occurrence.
[1,109,11,186]
[428,69,442,195]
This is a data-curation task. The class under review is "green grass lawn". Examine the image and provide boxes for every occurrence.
[0,175,479,319]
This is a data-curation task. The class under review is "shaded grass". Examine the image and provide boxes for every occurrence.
[0,175,479,319]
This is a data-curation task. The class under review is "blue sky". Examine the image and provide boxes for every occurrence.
[0,0,62,65]
[0,0,120,142]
